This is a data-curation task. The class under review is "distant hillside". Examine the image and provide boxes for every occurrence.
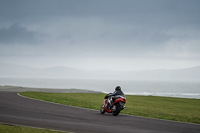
[0,62,43,77]
[0,62,200,80]
[0,62,80,78]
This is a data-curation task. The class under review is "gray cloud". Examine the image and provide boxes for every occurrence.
[0,0,200,70]
[0,23,37,44]
[1,0,199,22]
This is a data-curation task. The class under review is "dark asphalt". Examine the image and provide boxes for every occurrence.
[0,91,200,133]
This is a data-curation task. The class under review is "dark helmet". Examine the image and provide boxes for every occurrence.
[115,86,121,91]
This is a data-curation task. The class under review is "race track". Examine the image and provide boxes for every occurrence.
[0,91,200,133]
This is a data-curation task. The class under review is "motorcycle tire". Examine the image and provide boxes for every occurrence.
[100,105,105,114]
[112,104,121,116]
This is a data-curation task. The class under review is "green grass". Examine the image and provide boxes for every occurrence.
[0,124,68,133]
[20,92,200,124]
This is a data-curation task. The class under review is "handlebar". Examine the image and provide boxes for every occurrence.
[104,93,113,99]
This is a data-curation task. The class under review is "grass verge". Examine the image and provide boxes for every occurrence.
[20,92,200,124]
[0,124,68,133]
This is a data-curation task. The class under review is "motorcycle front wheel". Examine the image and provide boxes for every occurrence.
[100,105,105,114]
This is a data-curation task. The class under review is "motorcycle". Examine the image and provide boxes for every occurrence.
[100,93,126,116]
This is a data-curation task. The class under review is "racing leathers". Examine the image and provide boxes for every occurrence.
[107,90,125,107]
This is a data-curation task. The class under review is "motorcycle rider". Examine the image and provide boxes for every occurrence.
[107,86,125,108]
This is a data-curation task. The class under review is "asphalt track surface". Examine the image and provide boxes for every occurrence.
[0,91,200,133]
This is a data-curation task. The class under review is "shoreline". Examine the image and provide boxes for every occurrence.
[1,85,200,100]
[0,85,102,93]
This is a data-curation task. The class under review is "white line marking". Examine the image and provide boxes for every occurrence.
[17,92,98,111]
[17,92,200,126]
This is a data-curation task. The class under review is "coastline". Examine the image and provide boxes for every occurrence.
[0,85,102,93]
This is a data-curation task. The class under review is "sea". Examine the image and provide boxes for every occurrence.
[0,77,200,99]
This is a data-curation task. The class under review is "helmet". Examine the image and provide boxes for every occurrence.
[115,86,121,91]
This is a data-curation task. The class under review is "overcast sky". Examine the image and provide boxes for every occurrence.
[0,0,200,71]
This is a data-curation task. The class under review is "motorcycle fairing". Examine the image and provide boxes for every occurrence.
[104,98,112,113]
[114,98,126,104]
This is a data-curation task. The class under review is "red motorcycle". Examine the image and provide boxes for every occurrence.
[100,93,126,116]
